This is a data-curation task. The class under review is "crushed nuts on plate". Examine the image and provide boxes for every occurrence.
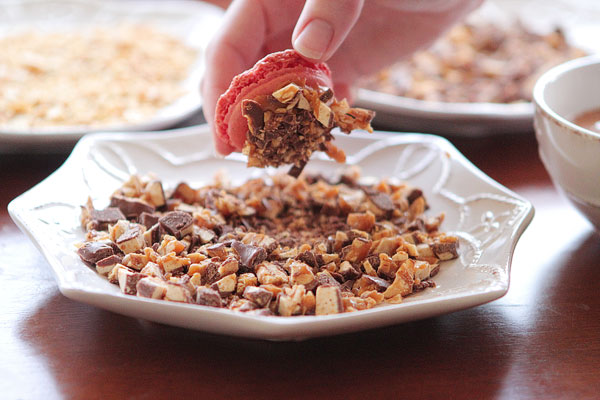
[0,24,196,129]
[77,170,459,316]
[363,23,586,104]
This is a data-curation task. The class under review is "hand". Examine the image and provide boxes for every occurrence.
[202,0,481,155]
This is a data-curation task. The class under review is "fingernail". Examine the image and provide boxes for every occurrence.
[293,18,334,60]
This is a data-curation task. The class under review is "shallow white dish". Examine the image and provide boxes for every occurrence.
[0,0,223,147]
[8,125,533,340]
[356,0,600,136]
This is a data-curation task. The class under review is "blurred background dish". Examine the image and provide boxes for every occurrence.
[0,0,223,151]
[534,55,600,230]
[356,0,600,136]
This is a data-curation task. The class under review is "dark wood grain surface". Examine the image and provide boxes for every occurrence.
[1,129,599,400]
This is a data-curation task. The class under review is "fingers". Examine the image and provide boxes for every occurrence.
[201,0,268,154]
[292,0,364,62]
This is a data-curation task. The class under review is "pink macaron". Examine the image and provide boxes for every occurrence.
[214,50,333,152]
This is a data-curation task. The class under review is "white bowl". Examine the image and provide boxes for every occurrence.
[533,55,600,229]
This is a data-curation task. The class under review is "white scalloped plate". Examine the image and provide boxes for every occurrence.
[0,0,223,145]
[8,125,534,340]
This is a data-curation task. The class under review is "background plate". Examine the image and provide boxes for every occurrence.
[0,0,223,147]
[8,126,534,340]
[357,0,600,136]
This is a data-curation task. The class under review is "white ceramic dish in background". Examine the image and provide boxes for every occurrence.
[356,0,600,136]
[8,125,533,340]
[0,0,223,147]
[533,55,600,229]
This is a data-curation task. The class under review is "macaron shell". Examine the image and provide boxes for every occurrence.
[215,50,332,151]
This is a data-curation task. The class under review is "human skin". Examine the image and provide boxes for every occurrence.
[202,0,482,155]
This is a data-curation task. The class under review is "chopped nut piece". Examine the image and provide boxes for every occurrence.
[256,262,289,286]
[143,180,166,208]
[218,257,239,277]
[121,253,149,271]
[212,273,237,295]
[342,238,372,263]
[347,211,375,232]
[272,83,301,103]
[140,262,164,278]
[289,261,316,286]
[383,259,415,299]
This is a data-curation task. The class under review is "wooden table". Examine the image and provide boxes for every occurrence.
[1,129,599,399]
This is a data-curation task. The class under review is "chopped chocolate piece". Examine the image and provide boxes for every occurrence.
[201,262,221,285]
[319,86,333,103]
[194,226,216,244]
[90,207,125,230]
[288,161,307,178]
[338,261,361,281]
[110,195,154,218]
[164,282,193,303]
[364,189,395,213]
[241,99,264,133]
[136,277,167,299]
[243,286,273,307]
[407,189,424,205]
[171,182,196,204]
[365,254,381,269]
[316,271,341,288]
[296,250,318,268]
[206,243,228,259]
[413,280,436,292]
[232,240,267,270]
[95,254,122,275]
[115,225,145,254]
[139,212,159,229]
[359,274,391,292]
[159,211,193,239]
[117,268,143,295]
[431,241,459,261]
[211,274,237,295]
[143,223,161,246]
[315,285,344,315]
[77,241,114,264]
[195,287,222,307]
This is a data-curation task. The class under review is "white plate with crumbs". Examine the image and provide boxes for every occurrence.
[0,0,223,147]
[8,125,534,340]
[356,0,600,136]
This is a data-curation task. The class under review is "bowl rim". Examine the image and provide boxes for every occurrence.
[533,54,600,140]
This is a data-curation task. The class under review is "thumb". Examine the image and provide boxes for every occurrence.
[292,0,364,62]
